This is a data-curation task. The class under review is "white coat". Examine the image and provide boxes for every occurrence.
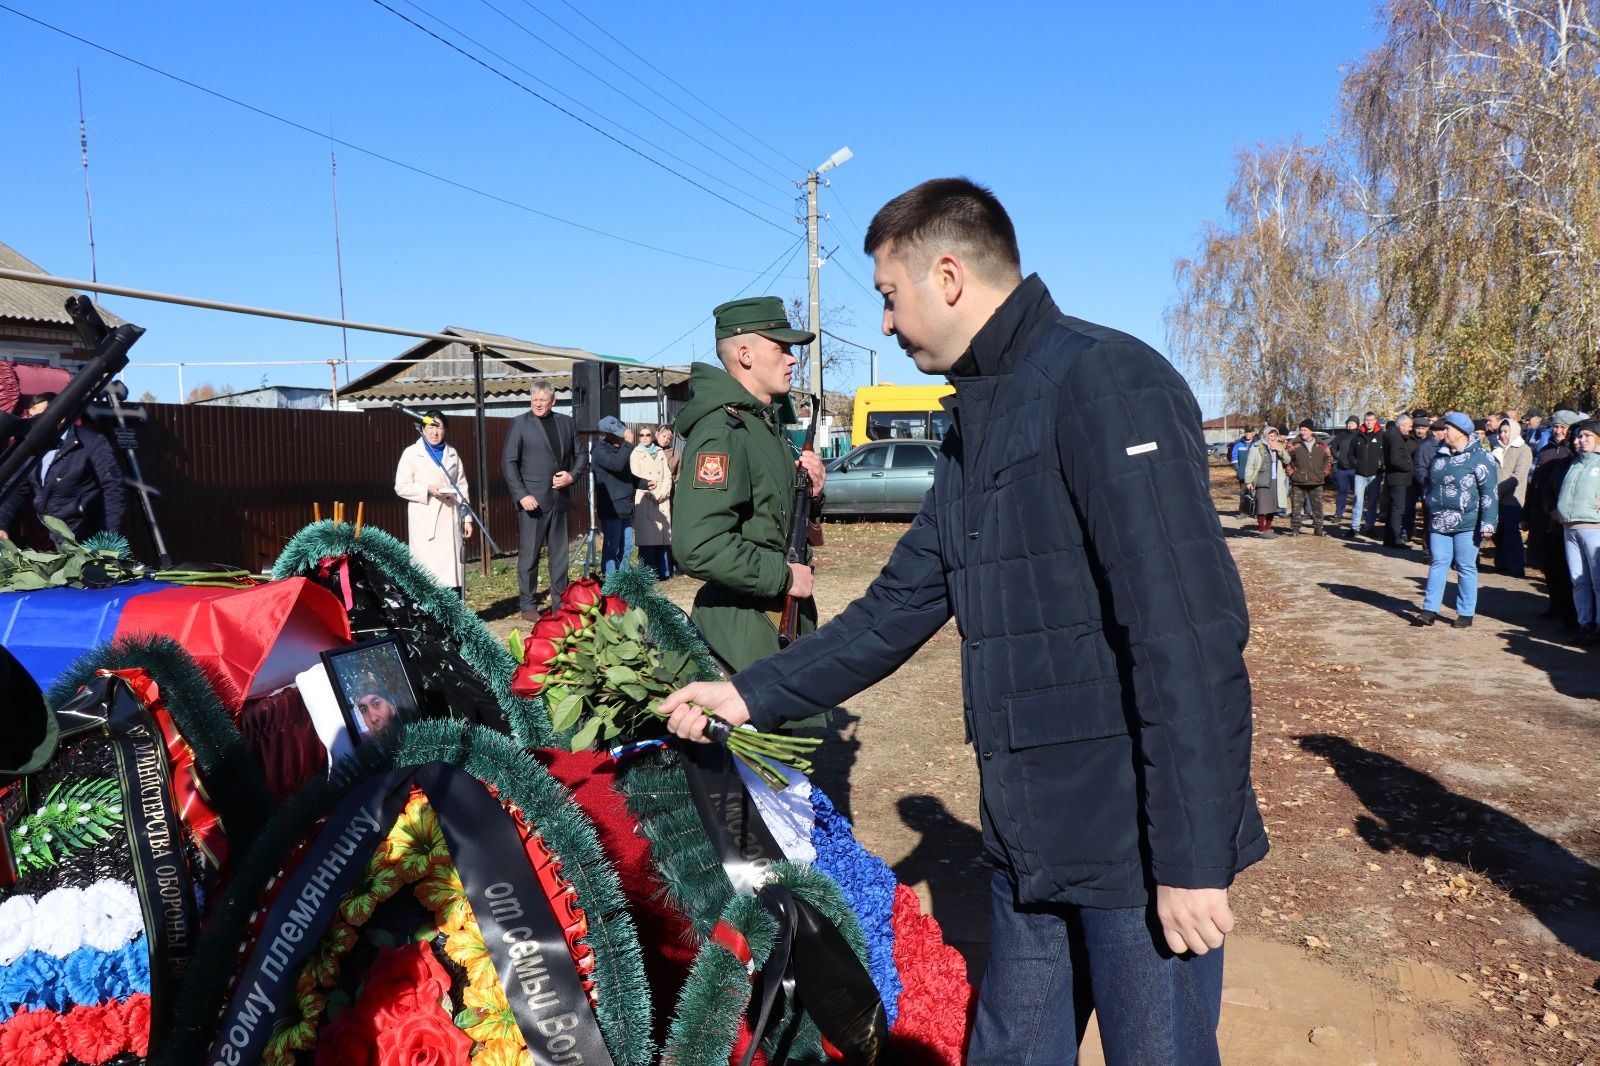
[394,439,471,589]
[629,445,673,547]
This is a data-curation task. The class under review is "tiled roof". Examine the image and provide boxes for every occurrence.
[0,242,126,328]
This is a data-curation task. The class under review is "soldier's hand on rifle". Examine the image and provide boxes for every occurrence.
[787,561,814,599]
[798,451,827,496]
[657,681,750,742]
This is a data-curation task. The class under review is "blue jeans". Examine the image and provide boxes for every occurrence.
[600,517,634,575]
[1565,527,1600,625]
[638,544,670,580]
[1333,468,1355,521]
[1351,474,1379,530]
[968,870,1224,1065]
[1424,530,1480,616]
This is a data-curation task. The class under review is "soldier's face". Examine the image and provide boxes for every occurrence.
[748,335,797,400]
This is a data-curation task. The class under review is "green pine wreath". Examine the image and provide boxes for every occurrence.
[46,634,274,844]
[156,718,653,1066]
[273,520,551,746]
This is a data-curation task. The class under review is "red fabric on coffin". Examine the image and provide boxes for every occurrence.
[239,685,330,804]
[537,749,701,1050]
[12,364,72,397]
[113,577,351,713]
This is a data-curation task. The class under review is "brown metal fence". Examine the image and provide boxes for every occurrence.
[121,405,585,572]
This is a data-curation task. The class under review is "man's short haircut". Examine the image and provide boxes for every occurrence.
[714,336,738,365]
[1364,411,1377,419]
[529,379,555,399]
[864,178,1022,284]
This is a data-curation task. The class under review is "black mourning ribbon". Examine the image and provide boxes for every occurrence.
[673,740,892,1066]
[56,675,200,1046]
[203,761,614,1066]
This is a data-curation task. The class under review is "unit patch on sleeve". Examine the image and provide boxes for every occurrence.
[694,452,729,488]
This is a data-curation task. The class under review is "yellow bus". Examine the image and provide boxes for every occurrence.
[851,384,956,443]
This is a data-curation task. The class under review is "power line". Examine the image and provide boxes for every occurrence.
[473,0,791,197]
[0,3,794,276]
[371,0,795,235]
[396,0,790,215]
[822,219,879,300]
[555,0,807,176]
[647,235,807,363]
[513,0,795,185]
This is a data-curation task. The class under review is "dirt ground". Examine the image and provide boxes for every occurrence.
[474,481,1600,1065]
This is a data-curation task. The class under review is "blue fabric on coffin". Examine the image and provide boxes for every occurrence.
[0,580,173,693]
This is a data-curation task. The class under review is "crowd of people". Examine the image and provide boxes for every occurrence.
[1230,407,1600,639]
[395,393,679,616]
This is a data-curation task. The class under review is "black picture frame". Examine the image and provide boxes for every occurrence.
[321,636,420,744]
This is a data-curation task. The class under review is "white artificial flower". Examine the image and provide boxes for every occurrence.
[0,894,35,964]
[80,879,145,951]
[31,885,86,957]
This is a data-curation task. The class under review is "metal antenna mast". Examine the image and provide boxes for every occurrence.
[76,67,98,297]
[330,148,351,384]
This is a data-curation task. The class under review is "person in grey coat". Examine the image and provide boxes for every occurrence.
[501,380,587,619]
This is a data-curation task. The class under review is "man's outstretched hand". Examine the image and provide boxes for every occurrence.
[1155,885,1233,956]
[656,681,750,742]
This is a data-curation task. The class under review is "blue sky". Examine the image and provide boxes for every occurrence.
[2,2,1379,407]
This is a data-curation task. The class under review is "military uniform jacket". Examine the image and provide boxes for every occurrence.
[671,362,815,671]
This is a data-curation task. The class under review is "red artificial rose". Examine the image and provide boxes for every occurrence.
[313,1012,377,1066]
[560,577,603,611]
[62,1002,125,1065]
[121,995,151,1058]
[359,943,453,1024]
[0,1008,68,1066]
[522,636,562,668]
[373,1009,474,1066]
[603,594,628,616]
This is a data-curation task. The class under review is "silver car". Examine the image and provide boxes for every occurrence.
[823,440,939,517]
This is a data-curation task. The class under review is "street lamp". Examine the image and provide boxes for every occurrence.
[806,146,851,397]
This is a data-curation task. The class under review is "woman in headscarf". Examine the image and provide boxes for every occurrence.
[629,423,673,580]
[1241,425,1290,537]
[394,409,473,595]
[1491,417,1531,577]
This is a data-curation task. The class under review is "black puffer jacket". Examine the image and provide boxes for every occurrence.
[0,424,125,538]
[1352,426,1385,476]
[588,437,640,520]
[734,276,1268,907]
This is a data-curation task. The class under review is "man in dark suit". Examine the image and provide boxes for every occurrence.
[501,380,587,619]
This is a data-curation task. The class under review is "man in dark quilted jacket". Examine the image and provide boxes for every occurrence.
[660,178,1266,1065]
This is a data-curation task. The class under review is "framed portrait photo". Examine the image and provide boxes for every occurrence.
[321,637,420,744]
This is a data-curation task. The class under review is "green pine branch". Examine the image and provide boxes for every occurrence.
[11,777,123,874]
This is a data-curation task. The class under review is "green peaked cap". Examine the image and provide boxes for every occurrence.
[712,296,815,344]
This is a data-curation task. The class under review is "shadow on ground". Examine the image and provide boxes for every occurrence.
[891,794,992,982]
[803,707,864,826]
[1298,733,1600,963]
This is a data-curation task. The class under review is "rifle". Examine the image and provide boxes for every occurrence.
[0,297,146,539]
[776,395,824,647]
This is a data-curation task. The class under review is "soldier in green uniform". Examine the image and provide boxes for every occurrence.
[671,296,829,670]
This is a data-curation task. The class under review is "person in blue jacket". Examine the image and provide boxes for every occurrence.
[660,178,1266,1065]
[1417,412,1499,628]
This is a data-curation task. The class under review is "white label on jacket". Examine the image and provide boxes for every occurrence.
[1126,441,1159,456]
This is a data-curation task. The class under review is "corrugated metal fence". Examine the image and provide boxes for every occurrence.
[122,404,585,572]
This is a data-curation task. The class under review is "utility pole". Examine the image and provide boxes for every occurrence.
[804,147,852,400]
